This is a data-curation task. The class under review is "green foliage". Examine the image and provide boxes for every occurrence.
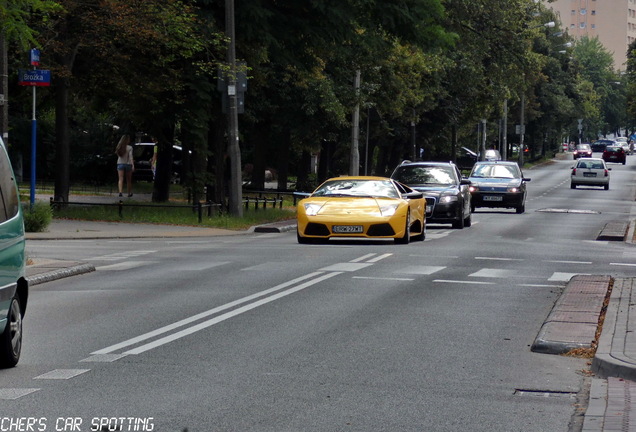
[4,0,625,194]
[23,201,53,233]
[0,0,62,48]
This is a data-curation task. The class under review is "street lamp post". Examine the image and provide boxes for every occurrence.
[225,0,242,217]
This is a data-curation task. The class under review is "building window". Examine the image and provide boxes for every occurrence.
[591,10,596,15]
[580,8,587,15]
[580,22,586,29]
[591,24,595,29]
[571,9,576,15]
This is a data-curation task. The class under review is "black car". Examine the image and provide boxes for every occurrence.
[468,161,530,214]
[133,143,184,183]
[591,140,615,152]
[390,161,472,229]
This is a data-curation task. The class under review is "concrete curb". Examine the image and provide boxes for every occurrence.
[27,263,96,286]
[252,221,297,233]
[582,378,608,432]
[592,278,636,380]
[531,275,611,355]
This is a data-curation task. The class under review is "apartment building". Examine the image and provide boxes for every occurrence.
[547,0,636,70]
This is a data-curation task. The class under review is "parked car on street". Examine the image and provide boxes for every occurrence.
[133,143,184,183]
[602,145,626,165]
[483,149,502,161]
[570,158,610,190]
[296,176,426,244]
[468,161,530,214]
[390,161,472,229]
[573,143,592,159]
[0,138,27,368]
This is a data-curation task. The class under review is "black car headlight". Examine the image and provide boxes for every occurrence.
[439,194,458,203]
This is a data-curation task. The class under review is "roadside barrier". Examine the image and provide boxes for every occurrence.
[242,195,283,211]
[49,198,222,223]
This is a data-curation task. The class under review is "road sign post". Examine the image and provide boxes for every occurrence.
[18,51,50,207]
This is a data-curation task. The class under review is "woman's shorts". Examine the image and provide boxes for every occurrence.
[117,163,133,172]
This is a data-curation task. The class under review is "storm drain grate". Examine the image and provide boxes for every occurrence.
[514,389,577,399]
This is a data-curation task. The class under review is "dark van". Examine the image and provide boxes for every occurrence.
[0,138,28,367]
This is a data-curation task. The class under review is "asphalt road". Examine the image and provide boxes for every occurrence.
[12,154,636,432]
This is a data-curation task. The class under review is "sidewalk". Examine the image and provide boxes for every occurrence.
[25,216,297,283]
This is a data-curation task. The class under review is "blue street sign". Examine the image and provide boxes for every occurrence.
[18,69,51,87]
[30,49,40,66]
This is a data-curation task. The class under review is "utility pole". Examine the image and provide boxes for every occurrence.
[519,93,525,166]
[350,69,360,175]
[480,119,487,160]
[225,0,242,216]
[502,100,508,160]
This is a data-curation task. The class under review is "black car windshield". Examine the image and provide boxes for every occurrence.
[393,166,457,185]
[312,179,399,198]
[470,164,520,179]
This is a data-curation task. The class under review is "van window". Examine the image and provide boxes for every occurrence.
[0,149,19,223]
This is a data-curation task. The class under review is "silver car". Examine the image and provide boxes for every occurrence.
[570,158,611,190]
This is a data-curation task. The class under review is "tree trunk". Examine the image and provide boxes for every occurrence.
[276,132,289,191]
[151,122,175,202]
[250,123,268,190]
[54,76,70,203]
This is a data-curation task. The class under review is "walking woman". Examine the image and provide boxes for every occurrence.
[115,135,134,197]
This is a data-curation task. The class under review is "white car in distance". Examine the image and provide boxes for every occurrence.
[570,157,611,190]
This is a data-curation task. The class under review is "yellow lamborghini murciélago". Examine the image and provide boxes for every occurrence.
[296,176,426,244]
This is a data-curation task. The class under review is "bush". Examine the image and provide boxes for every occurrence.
[23,201,53,232]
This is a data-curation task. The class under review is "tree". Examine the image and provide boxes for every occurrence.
[30,0,219,202]
[0,0,61,148]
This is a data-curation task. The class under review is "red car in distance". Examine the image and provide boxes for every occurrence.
[602,145,626,165]
[573,143,592,159]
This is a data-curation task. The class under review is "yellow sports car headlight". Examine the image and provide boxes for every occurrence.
[303,203,323,216]
[379,204,399,216]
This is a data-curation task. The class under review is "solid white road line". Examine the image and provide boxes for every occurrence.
[122,272,343,355]
[91,271,329,356]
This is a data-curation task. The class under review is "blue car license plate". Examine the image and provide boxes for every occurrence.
[333,225,363,233]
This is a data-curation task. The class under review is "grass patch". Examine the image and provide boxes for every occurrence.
[52,201,296,230]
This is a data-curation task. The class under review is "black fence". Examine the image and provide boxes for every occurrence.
[48,190,300,224]
[50,198,222,223]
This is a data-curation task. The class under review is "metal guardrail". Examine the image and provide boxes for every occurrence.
[49,198,222,223]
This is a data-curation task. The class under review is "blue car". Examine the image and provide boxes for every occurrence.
[468,161,531,214]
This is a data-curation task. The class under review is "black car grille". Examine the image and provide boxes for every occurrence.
[304,223,330,236]
[425,197,436,217]
[367,224,395,236]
